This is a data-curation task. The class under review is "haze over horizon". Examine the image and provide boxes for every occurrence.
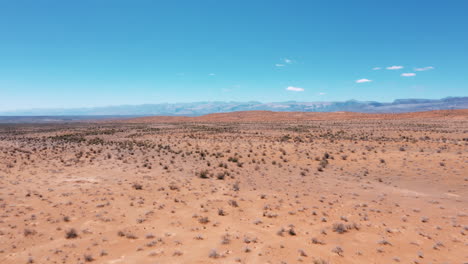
[1,1,467,111]
[1,97,467,117]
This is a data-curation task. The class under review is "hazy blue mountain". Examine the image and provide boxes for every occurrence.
[1,97,466,116]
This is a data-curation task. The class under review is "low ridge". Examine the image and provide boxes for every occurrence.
[116,109,468,123]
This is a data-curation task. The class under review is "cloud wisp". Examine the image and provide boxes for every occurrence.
[401,73,416,77]
[373,67,382,70]
[386,65,404,70]
[286,86,304,92]
[356,78,372,83]
[415,66,434,71]
[276,58,293,67]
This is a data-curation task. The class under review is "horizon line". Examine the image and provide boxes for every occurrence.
[1,96,466,113]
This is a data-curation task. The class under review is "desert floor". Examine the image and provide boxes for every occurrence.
[1,112,467,263]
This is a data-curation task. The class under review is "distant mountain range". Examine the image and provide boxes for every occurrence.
[1,97,467,116]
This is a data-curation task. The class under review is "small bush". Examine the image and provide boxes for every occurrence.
[83,254,94,262]
[198,170,210,179]
[132,183,143,190]
[65,228,78,239]
[332,223,347,234]
[209,249,221,258]
[199,217,210,224]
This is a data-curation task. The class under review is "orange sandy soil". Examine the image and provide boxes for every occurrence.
[1,110,467,264]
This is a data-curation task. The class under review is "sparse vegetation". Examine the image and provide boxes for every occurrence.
[1,114,465,263]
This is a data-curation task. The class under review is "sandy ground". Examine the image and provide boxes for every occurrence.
[0,110,467,264]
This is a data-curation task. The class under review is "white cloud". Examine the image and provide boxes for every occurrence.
[318,92,326,95]
[356,78,372,83]
[276,58,293,67]
[208,73,216,76]
[373,67,382,70]
[415,66,434,71]
[401,73,416,77]
[386,65,404,70]
[286,86,304,92]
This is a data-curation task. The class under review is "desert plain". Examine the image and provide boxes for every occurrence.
[0,110,467,264]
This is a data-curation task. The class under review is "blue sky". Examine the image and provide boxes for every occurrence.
[0,0,467,111]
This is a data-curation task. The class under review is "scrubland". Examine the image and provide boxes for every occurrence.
[0,111,467,263]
